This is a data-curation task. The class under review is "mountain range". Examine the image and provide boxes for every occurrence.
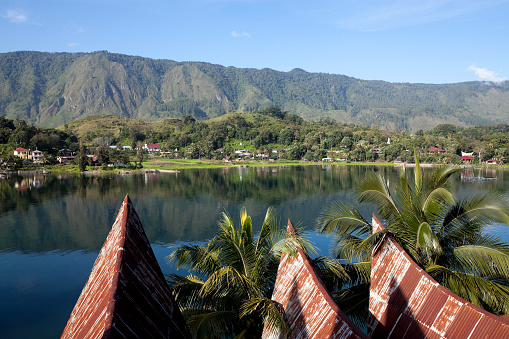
[1,51,508,132]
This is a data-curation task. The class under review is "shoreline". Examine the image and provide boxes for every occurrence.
[2,161,503,176]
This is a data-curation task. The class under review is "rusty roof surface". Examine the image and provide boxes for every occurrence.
[61,195,189,339]
[369,215,509,339]
[262,220,368,339]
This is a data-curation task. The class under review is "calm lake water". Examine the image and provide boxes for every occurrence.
[1,165,508,338]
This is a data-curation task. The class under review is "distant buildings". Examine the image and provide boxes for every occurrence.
[13,147,30,159]
[13,147,43,163]
[56,149,75,164]
[427,147,445,154]
[144,143,161,153]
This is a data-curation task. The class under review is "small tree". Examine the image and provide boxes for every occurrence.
[167,207,311,338]
[136,144,144,169]
[77,140,88,172]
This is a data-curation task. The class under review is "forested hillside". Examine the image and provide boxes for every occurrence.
[1,51,508,132]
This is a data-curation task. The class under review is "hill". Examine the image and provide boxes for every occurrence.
[1,51,508,132]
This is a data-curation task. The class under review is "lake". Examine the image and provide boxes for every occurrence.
[1,165,508,338]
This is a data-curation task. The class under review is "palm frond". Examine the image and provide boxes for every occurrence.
[200,266,261,301]
[166,243,220,276]
[270,226,315,259]
[317,201,371,237]
[255,207,277,256]
[311,256,350,291]
[239,297,289,338]
[334,228,389,263]
[441,192,509,243]
[210,235,251,277]
[427,164,462,190]
[240,206,254,245]
[416,222,442,264]
[413,155,422,195]
[422,187,455,219]
[334,282,370,329]
[427,264,509,315]
[449,245,509,279]
[357,172,400,221]
[186,310,239,339]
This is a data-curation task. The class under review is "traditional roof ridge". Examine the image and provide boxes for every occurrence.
[61,195,189,339]
[262,220,367,339]
[369,214,509,338]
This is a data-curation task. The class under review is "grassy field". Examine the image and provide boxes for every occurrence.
[29,159,395,174]
[141,158,394,170]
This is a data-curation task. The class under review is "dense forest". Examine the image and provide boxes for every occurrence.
[2,107,509,167]
[1,51,508,132]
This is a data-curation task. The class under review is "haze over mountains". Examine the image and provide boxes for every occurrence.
[1,51,508,132]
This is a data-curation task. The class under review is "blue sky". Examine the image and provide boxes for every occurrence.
[1,0,508,84]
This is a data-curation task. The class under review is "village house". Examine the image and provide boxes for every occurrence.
[13,147,30,159]
[144,143,161,153]
[31,150,43,164]
[427,147,445,155]
[427,147,446,154]
[459,155,474,163]
[57,149,75,164]
[234,149,250,157]
[13,148,44,163]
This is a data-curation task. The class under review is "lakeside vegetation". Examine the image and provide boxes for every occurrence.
[2,106,509,173]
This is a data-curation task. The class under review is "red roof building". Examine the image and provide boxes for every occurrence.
[459,156,474,162]
[262,220,367,339]
[427,147,445,154]
[144,143,161,153]
[13,147,30,159]
[368,215,509,338]
[61,195,189,338]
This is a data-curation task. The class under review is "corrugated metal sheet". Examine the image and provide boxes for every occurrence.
[61,195,189,339]
[368,215,509,339]
[262,220,368,339]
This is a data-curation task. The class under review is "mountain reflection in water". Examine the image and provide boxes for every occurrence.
[0,165,508,338]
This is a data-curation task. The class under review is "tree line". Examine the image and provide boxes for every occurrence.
[2,107,509,168]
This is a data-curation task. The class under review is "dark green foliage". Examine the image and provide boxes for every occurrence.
[318,159,509,318]
[77,141,88,172]
[167,207,311,338]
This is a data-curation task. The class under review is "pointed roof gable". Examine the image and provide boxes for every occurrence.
[61,195,189,339]
[262,220,367,339]
[369,215,509,338]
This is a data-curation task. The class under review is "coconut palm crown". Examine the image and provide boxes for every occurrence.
[166,207,311,339]
[319,157,509,315]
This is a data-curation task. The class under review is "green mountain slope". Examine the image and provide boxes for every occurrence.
[1,51,508,132]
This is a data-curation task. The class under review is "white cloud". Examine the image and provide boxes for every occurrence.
[467,65,506,83]
[4,9,28,24]
[67,43,79,47]
[231,30,251,38]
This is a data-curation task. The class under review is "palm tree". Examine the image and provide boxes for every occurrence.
[318,157,509,316]
[166,207,310,338]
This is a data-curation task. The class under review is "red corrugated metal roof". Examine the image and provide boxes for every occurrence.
[14,147,29,151]
[61,195,189,339]
[368,214,509,339]
[262,220,368,339]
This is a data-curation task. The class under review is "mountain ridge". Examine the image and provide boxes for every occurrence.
[0,50,507,132]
